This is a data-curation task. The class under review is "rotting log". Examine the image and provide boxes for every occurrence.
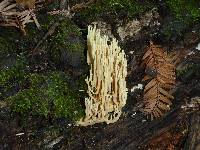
[63,108,188,150]
[184,111,200,150]
[64,97,200,150]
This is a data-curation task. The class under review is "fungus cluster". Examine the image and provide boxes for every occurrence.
[78,25,127,126]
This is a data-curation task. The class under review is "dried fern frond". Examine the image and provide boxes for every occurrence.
[18,9,40,30]
[15,0,36,9]
[78,25,127,126]
[142,42,176,120]
[0,0,18,15]
[0,0,41,34]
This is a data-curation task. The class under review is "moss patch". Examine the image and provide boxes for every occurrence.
[77,0,155,22]
[0,37,13,55]
[0,7,86,122]
[8,72,85,121]
[49,19,82,53]
[0,55,28,99]
[48,18,85,68]
[161,0,200,40]
[161,19,188,41]
[0,36,18,68]
[166,0,200,22]
[0,63,26,87]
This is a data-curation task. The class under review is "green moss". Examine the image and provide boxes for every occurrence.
[0,37,12,54]
[0,27,20,40]
[0,4,85,121]
[166,0,200,22]
[77,0,154,21]
[0,55,28,99]
[176,63,200,81]
[49,19,83,52]
[161,19,188,40]
[8,72,84,121]
[47,72,84,120]
[161,0,200,41]
[0,64,25,87]
[48,18,85,67]
[0,37,17,67]
[9,88,49,116]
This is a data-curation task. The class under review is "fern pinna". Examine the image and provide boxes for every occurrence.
[142,42,176,120]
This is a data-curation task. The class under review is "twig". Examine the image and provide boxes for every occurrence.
[71,0,95,12]
[33,0,96,54]
[59,0,67,10]
[48,0,95,17]
[32,22,60,54]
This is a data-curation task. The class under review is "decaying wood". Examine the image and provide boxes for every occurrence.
[184,97,200,150]
[185,112,200,150]
[141,42,176,120]
[143,120,187,150]
[64,105,189,149]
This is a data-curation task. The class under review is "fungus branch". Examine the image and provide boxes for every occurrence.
[78,25,127,126]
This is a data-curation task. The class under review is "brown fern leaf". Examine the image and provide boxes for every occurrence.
[142,42,176,120]
[15,0,36,9]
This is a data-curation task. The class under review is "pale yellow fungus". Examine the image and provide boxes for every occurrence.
[78,25,127,126]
